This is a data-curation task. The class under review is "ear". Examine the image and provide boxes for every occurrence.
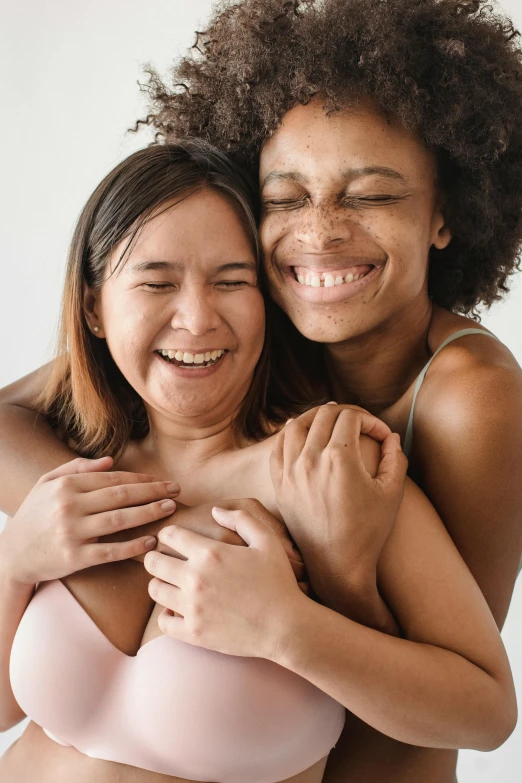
[431,200,452,251]
[83,282,105,338]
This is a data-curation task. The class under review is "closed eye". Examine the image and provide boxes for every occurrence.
[142,283,173,291]
[342,195,405,206]
[215,280,251,289]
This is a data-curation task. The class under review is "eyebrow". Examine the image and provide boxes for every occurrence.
[261,166,407,188]
[127,260,257,274]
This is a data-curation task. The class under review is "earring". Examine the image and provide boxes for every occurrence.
[93,326,100,333]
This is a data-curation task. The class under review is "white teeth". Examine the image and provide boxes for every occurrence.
[297,274,304,284]
[334,276,344,286]
[345,273,354,283]
[167,350,175,359]
[204,351,211,362]
[194,353,204,364]
[174,350,183,361]
[294,270,369,287]
[324,274,335,288]
[311,275,321,287]
[183,352,194,363]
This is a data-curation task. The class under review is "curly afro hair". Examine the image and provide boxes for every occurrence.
[140,0,522,314]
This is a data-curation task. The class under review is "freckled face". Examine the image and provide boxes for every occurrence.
[88,189,265,427]
[259,99,452,343]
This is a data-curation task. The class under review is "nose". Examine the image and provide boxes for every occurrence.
[169,285,222,336]
[293,206,352,251]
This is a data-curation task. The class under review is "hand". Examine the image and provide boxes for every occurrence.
[153,498,308,585]
[144,506,307,659]
[270,403,408,605]
[0,456,180,586]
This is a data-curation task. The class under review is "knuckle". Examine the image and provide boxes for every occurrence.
[111,484,129,504]
[190,572,206,594]
[101,545,116,562]
[106,509,124,530]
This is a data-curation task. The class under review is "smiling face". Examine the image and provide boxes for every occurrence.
[84,188,265,430]
[259,98,452,343]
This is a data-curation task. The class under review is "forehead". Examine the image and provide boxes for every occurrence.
[113,188,255,274]
[260,98,437,185]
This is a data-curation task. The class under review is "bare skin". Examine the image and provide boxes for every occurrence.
[0,189,402,783]
[259,98,522,782]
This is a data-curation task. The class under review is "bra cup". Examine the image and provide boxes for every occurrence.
[10,580,345,783]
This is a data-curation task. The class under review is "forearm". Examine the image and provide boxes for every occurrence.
[314,567,401,636]
[274,596,514,751]
[0,405,75,516]
[0,543,34,731]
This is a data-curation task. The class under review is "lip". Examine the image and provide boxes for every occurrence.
[154,350,228,379]
[282,263,385,304]
[154,348,227,354]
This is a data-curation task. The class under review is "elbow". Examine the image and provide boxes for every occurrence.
[473,683,518,752]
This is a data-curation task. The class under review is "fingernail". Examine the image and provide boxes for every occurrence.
[161,499,176,510]
[285,418,294,426]
[144,537,156,550]
[326,401,337,405]
[166,482,180,494]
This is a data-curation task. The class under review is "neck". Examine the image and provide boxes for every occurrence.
[326,297,434,414]
[140,410,243,479]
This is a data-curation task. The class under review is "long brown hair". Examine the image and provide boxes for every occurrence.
[37,140,289,459]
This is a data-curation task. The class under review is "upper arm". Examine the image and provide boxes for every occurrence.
[377,478,513,686]
[0,362,76,515]
[0,362,55,408]
[414,362,522,627]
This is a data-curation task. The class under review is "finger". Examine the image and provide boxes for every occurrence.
[375,433,408,489]
[303,405,343,453]
[144,550,185,586]
[158,608,187,639]
[61,471,180,495]
[283,417,309,470]
[289,559,307,582]
[82,534,158,566]
[148,577,185,614]
[269,429,285,490]
[82,481,180,514]
[86,499,177,537]
[340,406,391,442]
[212,507,275,550]
[157,523,216,559]
[40,456,114,483]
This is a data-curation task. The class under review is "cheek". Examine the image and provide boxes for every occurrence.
[235,292,266,358]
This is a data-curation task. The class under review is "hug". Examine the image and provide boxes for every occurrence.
[1,2,522,783]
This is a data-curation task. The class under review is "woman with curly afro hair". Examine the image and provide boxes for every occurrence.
[141,1,522,780]
[1,1,522,782]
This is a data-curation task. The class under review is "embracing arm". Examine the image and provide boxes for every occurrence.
[0,555,32,731]
[0,363,75,515]
[272,477,517,750]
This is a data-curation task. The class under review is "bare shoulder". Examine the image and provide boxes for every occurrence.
[416,313,522,458]
[411,312,522,623]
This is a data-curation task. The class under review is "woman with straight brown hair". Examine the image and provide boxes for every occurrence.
[0,139,517,783]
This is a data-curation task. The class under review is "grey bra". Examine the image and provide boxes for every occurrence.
[403,328,499,458]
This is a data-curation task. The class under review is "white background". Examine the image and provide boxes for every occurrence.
[0,1,521,780]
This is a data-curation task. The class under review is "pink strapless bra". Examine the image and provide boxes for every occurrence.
[10,579,345,782]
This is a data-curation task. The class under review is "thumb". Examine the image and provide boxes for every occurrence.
[211,506,274,550]
[41,455,114,483]
[374,433,408,490]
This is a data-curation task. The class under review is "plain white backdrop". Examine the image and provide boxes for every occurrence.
[1,1,521,780]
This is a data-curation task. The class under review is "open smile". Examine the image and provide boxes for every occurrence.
[283,261,385,303]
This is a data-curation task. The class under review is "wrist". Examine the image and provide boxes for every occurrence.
[0,532,35,590]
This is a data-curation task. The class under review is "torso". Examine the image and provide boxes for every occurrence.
[4,433,333,783]
[323,304,522,783]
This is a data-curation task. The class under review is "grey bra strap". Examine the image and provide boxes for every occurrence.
[403,328,499,458]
